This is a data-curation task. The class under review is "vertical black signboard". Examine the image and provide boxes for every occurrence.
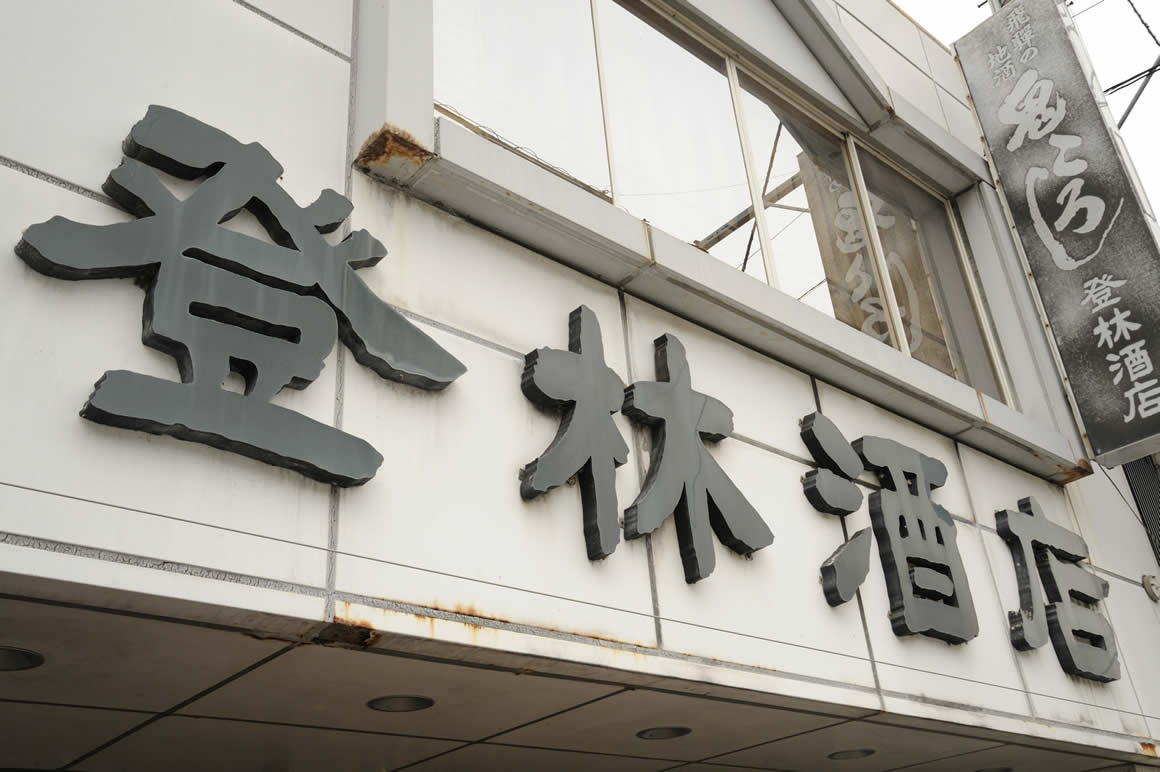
[958,0,1160,465]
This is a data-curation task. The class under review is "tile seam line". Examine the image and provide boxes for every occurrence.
[233,0,351,61]
[953,441,1037,718]
[1,501,1146,708]
[390,689,633,772]
[0,526,880,669]
[59,643,299,770]
[621,287,665,650]
[12,543,1152,733]
[875,688,1158,743]
[326,0,362,627]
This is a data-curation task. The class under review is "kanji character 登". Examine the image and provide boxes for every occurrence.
[800,412,872,607]
[520,306,629,560]
[1081,274,1126,314]
[15,106,466,486]
[622,334,773,583]
[855,437,979,643]
[1093,308,1140,350]
[995,497,1120,682]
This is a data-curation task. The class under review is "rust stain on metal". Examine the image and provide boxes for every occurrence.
[1141,741,1157,757]
[355,124,433,171]
[1056,457,1093,485]
[319,615,382,648]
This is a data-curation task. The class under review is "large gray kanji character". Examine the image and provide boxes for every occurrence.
[856,437,978,644]
[520,306,628,559]
[622,334,773,583]
[996,496,1119,682]
[15,105,465,486]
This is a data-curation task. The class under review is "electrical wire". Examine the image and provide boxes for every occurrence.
[1126,0,1160,48]
[1105,61,1160,94]
[1073,0,1109,18]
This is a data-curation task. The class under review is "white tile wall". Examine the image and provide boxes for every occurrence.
[922,34,969,104]
[0,169,335,561]
[623,295,818,461]
[650,444,877,689]
[336,322,656,647]
[838,0,927,68]
[245,0,354,55]
[853,513,1033,717]
[350,177,630,379]
[1067,465,1160,580]
[939,86,985,156]
[837,7,946,131]
[0,0,350,206]
[981,512,1148,737]
[815,382,973,521]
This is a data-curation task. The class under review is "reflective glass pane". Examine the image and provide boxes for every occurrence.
[858,150,1002,397]
[595,1,762,279]
[738,78,898,343]
[434,0,611,194]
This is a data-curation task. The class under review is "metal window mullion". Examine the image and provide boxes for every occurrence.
[589,0,619,204]
[844,135,908,355]
[945,198,1017,406]
[725,57,778,288]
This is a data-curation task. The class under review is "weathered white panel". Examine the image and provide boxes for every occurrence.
[838,9,946,130]
[1101,572,1160,725]
[650,445,877,689]
[838,0,926,68]
[337,323,656,646]
[0,543,326,624]
[852,513,1032,717]
[922,33,969,104]
[938,86,985,156]
[0,170,334,553]
[958,443,1080,533]
[0,0,349,205]
[815,382,973,520]
[980,528,1148,736]
[0,485,326,589]
[350,177,629,377]
[245,0,353,55]
[624,295,817,461]
[1066,466,1160,580]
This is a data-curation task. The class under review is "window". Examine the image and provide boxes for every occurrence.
[595,0,760,278]
[431,0,1010,402]
[433,0,611,195]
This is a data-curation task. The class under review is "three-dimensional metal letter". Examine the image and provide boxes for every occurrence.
[622,334,773,583]
[520,306,629,559]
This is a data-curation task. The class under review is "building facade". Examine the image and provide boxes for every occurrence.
[1,0,1159,769]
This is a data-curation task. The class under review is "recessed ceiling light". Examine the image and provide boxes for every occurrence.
[636,726,692,740]
[366,695,434,713]
[0,647,44,671]
[827,748,877,760]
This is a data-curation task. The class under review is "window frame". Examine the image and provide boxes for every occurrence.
[351,0,1085,481]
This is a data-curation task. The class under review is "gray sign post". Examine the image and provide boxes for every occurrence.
[958,0,1160,466]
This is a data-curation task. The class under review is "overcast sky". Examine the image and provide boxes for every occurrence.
[891,0,1160,214]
